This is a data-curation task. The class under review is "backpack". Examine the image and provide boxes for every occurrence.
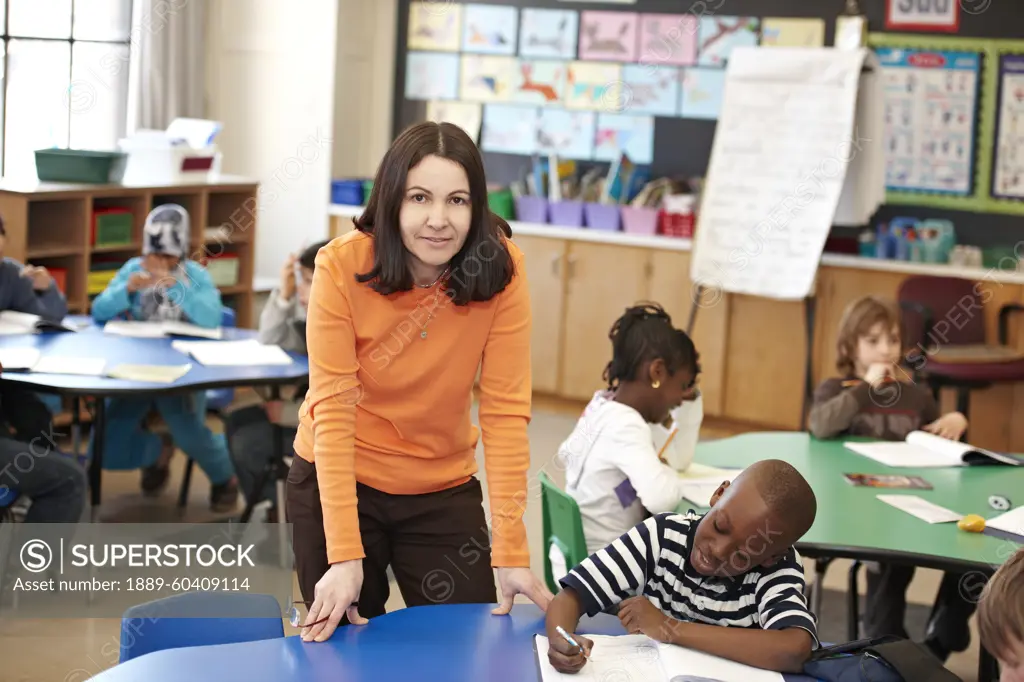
[803,636,963,682]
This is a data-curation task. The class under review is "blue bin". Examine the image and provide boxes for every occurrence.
[331,179,365,206]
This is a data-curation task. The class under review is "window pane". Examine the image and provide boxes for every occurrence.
[4,40,71,179]
[73,0,132,41]
[70,42,129,150]
[9,0,73,38]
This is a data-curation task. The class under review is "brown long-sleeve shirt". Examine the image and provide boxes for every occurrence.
[808,377,940,441]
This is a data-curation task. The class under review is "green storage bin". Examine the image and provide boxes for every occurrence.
[35,149,128,184]
[983,246,1018,271]
[93,209,133,246]
[362,180,374,202]
[488,189,514,220]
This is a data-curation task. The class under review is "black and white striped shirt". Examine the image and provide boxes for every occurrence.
[560,511,818,646]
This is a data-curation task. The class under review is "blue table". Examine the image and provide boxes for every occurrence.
[0,317,309,514]
[86,603,818,682]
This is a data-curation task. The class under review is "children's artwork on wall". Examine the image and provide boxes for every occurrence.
[594,113,655,165]
[877,47,979,195]
[536,109,596,160]
[637,14,698,67]
[426,100,483,141]
[460,55,517,102]
[761,17,826,48]
[697,16,760,67]
[481,104,539,156]
[565,62,623,110]
[519,8,578,60]
[579,11,639,62]
[407,1,462,52]
[993,55,1024,200]
[680,67,726,120]
[621,64,680,116]
[461,4,517,55]
[405,52,460,101]
[512,60,567,106]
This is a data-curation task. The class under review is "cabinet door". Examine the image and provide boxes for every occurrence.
[513,234,567,394]
[560,242,651,401]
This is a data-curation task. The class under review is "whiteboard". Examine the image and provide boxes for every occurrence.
[690,47,879,301]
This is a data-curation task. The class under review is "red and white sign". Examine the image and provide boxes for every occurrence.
[886,0,960,32]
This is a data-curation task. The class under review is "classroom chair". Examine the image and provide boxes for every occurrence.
[898,275,1024,435]
[118,591,284,663]
[539,471,588,595]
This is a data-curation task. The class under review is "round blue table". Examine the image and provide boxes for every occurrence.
[84,603,818,682]
[0,317,309,515]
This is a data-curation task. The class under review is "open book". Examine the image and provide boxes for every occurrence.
[0,311,82,335]
[102,320,223,340]
[0,348,106,376]
[845,431,1022,468]
[535,634,783,682]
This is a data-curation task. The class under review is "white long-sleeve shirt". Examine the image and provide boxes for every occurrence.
[558,390,703,555]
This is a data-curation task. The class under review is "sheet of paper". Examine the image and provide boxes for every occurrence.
[537,109,597,160]
[172,339,293,367]
[844,441,963,468]
[519,8,579,60]
[689,47,870,301]
[535,634,664,682]
[32,357,106,376]
[102,321,167,338]
[106,363,193,383]
[658,641,785,682]
[761,17,826,48]
[876,494,963,524]
[0,347,42,370]
[461,4,517,55]
[579,11,639,62]
[993,55,1024,199]
[427,100,483,140]
[0,311,40,335]
[985,506,1024,536]
[594,113,655,165]
[161,321,223,340]
[405,52,460,101]
[678,463,742,480]
[482,104,540,156]
[407,1,461,51]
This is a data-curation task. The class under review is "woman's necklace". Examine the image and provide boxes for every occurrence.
[415,265,450,289]
[418,266,450,339]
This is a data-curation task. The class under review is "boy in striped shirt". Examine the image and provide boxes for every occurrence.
[545,459,818,674]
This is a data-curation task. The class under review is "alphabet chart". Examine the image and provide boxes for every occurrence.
[993,55,1024,200]
[877,47,980,196]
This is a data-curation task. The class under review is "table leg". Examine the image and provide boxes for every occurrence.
[88,398,106,522]
[71,396,82,461]
[847,561,861,641]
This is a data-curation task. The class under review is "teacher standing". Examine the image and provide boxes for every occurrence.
[287,121,552,642]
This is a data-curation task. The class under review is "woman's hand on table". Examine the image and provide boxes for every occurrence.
[302,559,368,642]
[493,567,554,615]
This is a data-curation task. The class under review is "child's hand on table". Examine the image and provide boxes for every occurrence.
[618,596,670,641]
[923,412,968,441]
[21,264,52,291]
[547,631,593,673]
[127,271,155,292]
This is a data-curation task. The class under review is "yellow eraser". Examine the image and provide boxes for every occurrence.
[957,514,986,533]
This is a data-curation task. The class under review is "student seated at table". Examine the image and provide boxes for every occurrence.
[808,294,971,661]
[558,303,703,555]
[545,459,818,675]
[977,545,1024,682]
[224,239,327,515]
[89,204,239,511]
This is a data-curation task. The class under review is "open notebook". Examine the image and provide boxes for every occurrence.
[102,320,223,340]
[535,634,783,682]
[0,311,82,335]
[845,431,1022,468]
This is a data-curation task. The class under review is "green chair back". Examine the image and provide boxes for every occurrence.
[539,470,589,595]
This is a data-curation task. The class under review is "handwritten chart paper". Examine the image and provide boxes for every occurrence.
[993,55,1024,200]
[690,47,870,301]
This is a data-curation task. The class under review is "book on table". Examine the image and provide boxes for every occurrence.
[0,311,82,335]
[844,431,1022,468]
[0,348,105,375]
[102,320,223,340]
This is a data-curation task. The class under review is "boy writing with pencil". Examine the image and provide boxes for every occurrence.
[545,459,818,674]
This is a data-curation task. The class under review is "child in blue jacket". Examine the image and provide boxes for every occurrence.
[90,204,239,511]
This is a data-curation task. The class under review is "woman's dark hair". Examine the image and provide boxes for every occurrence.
[354,121,515,306]
[603,302,701,390]
[298,240,329,271]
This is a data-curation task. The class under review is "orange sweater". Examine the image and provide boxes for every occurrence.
[294,230,532,568]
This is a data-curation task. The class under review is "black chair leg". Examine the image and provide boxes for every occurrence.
[847,561,862,641]
[177,459,194,509]
[811,557,833,620]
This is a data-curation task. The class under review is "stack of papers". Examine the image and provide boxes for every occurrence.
[171,339,292,366]
[0,348,105,376]
[107,364,193,383]
[103,320,223,340]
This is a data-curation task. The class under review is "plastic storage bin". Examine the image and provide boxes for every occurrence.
[49,267,68,294]
[621,206,659,235]
[331,179,365,206]
[117,141,218,185]
[92,208,134,246]
[488,189,514,220]
[35,149,128,184]
[584,203,621,232]
[515,196,548,223]
[549,200,584,227]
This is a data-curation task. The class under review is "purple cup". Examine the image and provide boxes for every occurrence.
[584,203,621,232]
[514,196,548,224]
[549,200,585,227]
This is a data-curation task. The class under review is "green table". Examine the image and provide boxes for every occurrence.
[678,431,1023,573]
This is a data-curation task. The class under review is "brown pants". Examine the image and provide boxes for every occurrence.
[286,456,497,620]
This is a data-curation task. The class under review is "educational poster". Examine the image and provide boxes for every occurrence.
[680,67,726,120]
[461,4,517,55]
[579,11,639,62]
[405,52,459,100]
[761,17,826,48]
[621,64,680,116]
[993,55,1024,200]
[459,55,517,102]
[407,2,461,52]
[565,62,623,110]
[512,60,567,106]
[426,101,483,141]
[519,8,578,60]
[594,113,655,164]
[697,16,760,67]
[637,14,698,67]
[481,104,539,155]
[877,47,980,195]
[536,109,596,160]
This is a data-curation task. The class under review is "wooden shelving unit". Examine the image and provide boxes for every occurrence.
[0,175,259,328]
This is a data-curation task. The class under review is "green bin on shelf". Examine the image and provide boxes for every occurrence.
[35,149,128,184]
[488,189,514,220]
[362,180,374,201]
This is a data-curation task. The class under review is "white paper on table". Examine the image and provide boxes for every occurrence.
[0,347,42,370]
[678,473,740,508]
[102,321,168,338]
[32,357,106,376]
[876,494,963,524]
[658,640,785,682]
[845,430,1020,467]
[985,506,1024,536]
[172,339,292,367]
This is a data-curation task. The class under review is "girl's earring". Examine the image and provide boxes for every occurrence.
[651,380,661,389]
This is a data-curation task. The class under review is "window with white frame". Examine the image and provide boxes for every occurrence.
[1,0,133,178]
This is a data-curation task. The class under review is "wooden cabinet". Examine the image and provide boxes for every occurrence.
[513,234,568,394]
